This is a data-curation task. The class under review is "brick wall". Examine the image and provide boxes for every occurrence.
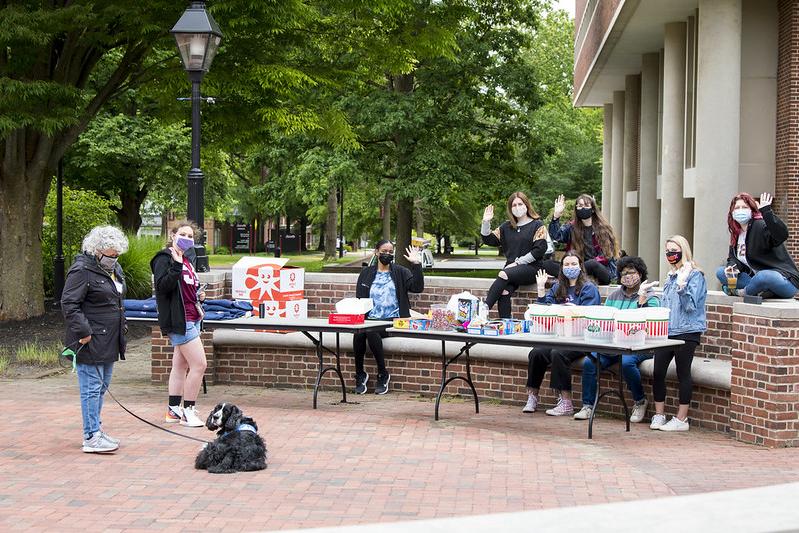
[730,308,799,447]
[776,0,799,259]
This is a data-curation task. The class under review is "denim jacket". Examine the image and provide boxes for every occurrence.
[661,268,707,335]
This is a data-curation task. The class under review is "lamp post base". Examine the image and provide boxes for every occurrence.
[194,245,210,272]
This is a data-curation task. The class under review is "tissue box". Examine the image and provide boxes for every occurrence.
[328,314,365,325]
[335,298,374,315]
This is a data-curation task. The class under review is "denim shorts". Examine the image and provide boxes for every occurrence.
[168,320,202,346]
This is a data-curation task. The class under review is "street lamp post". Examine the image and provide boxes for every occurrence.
[171,1,222,272]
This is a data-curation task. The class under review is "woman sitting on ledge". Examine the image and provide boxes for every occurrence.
[716,192,799,299]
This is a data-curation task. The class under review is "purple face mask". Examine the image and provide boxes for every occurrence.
[175,236,194,251]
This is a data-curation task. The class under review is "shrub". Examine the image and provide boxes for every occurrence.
[0,354,8,374]
[118,234,163,299]
[42,180,115,297]
[214,245,230,255]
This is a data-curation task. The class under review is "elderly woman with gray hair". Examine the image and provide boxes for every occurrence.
[61,225,128,453]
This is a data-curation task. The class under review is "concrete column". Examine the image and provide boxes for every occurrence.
[622,75,640,255]
[695,0,742,287]
[610,91,625,236]
[639,53,661,280]
[602,104,613,215]
[659,22,693,278]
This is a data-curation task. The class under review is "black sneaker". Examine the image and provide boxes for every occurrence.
[355,373,368,394]
[375,374,390,395]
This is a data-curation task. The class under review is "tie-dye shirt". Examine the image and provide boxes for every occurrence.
[368,272,400,319]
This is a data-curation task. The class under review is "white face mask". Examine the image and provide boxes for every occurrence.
[511,205,527,218]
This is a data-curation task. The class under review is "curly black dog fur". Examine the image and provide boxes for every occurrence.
[194,403,267,474]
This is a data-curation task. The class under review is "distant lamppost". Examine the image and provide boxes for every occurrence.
[170,1,222,272]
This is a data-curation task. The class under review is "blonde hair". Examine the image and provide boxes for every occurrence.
[166,219,199,246]
[666,234,702,272]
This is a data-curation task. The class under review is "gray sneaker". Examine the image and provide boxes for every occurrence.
[573,405,593,420]
[82,432,118,453]
[100,432,120,446]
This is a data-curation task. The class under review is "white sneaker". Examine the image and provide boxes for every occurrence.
[573,405,593,420]
[522,394,539,413]
[180,405,205,427]
[630,399,648,423]
[659,416,690,432]
[545,398,574,416]
[649,413,667,430]
[82,432,118,453]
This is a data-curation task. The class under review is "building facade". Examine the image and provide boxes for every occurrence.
[574,0,799,285]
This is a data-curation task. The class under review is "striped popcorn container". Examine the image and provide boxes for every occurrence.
[642,307,670,339]
[583,305,616,342]
[613,317,647,348]
[524,304,559,336]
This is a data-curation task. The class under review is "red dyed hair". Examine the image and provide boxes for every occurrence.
[727,193,763,246]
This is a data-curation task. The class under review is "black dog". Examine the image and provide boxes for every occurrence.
[194,403,267,474]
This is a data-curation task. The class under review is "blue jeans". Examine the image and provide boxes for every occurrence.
[76,361,115,440]
[715,267,797,299]
[581,353,651,406]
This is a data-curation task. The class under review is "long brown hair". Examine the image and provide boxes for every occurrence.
[506,191,539,229]
[166,219,199,247]
[570,194,619,260]
[554,251,588,302]
[727,192,763,246]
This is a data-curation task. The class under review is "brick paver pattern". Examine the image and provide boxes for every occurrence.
[2,360,799,532]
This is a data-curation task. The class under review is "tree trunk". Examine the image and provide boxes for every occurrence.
[299,215,308,252]
[115,187,148,233]
[395,198,413,267]
[414,198,424,237]
[382,191,392,241]
[324,186,338,261]
[0,161,51,320]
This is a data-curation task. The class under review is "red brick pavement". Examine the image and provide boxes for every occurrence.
[1,369,798,532]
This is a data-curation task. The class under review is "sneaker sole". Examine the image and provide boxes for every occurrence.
[82,446,118,453]
[164,417,181,424]
[522,408,535,414]
[180,421,205,427]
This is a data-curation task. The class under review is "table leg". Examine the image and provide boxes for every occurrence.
[313,331,323,409]
[588,354,600,439]
[335,332,347,404]
[435,340,447,421]
[588,354,630,439]
[435,340,479,421]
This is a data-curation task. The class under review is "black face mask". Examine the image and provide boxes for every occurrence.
[378,253,394,266]
[665,251,682,264]
[576,207,593,220]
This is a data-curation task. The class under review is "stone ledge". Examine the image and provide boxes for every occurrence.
[733,300,799,318]
[212,329,731,391]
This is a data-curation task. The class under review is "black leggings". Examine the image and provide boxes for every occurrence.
[527,348,586,391]
[652,340,699,404]
[486,263,537,318]
[545,259,612,285]
[353,331,389,380]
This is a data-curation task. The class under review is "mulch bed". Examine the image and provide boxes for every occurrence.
[0,304,150,378]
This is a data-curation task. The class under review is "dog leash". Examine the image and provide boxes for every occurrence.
[63,341,209,444]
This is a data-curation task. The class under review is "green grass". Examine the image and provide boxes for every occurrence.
[14,342,62,366]
[118,234,164,299]
[208,251,365,271]
[0,354,9,374]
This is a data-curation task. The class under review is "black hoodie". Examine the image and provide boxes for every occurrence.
[150,248,194,336]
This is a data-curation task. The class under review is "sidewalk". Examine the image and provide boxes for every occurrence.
[1,337,798,531]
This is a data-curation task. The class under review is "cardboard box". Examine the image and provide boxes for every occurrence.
[232,257,304,301]
[393,318,431,330]
[251,299,308,319]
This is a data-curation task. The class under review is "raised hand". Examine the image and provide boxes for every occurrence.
[553,194,566,219]
[404,245,422,264]
[638,280,659,295]
[169,246,183,263]
[758,192,773,209]
[536,269,548,288]
[483,204,494,221]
